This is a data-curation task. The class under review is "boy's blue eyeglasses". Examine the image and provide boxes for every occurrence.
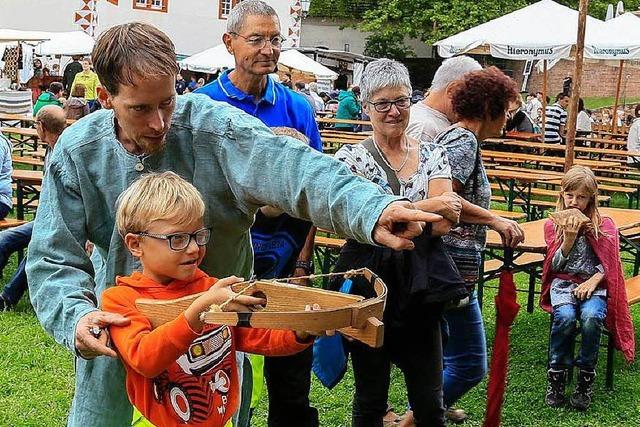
[136,227,212,251]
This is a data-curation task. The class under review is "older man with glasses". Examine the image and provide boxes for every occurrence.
[195,2,322,426]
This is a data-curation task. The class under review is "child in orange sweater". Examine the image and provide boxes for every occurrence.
[102,171,314,427]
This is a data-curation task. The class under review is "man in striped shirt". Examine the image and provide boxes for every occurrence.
[544,93,570,143]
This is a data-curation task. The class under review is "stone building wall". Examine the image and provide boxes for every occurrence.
[516,58,640,99]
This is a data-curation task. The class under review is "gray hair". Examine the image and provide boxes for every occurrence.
[227,0,278,33]
[430,56,482,91]
[360,58,412,103]
[308,81,318,93]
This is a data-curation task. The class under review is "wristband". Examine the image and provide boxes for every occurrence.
[295,260,314,273]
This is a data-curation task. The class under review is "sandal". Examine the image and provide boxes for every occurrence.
[383,407,402,427]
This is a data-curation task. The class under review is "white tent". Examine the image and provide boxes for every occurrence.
[279,49,338,80]
[178,44,235,74]
[179,44,338,81]
[0,29,50,43]
[435,0,604,60]
[583,12,640,129]
[33,31,94,56]
[585,12,640,60]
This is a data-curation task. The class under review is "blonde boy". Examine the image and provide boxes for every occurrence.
[102,172,312,427]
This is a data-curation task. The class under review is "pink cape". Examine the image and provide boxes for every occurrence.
[540,217,635,363]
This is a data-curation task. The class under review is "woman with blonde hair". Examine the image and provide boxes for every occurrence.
[540,166,634,411]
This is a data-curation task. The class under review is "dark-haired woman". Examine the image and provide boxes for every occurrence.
[432,66,520,420]
[576,98,592,137]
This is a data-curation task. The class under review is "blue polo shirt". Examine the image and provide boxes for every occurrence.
[195,70,322,151]
[196,70,322,279]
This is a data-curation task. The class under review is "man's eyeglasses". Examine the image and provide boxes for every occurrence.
[229,32,285,49]
[367,97,411,113]
[136,227,211,251]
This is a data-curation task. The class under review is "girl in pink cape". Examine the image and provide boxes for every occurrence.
[540,166,635,411]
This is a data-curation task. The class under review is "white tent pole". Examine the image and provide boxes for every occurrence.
[611,59,624,133]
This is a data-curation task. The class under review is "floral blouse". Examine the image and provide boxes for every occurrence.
[334,140,452,201]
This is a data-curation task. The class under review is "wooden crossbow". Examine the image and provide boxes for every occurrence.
[135,268,388,348]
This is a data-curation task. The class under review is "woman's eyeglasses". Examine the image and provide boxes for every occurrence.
[367,97,411,113]
[135,227,212,251]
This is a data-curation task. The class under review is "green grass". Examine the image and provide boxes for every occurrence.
[1,199,639,426]
[583,97,640,111]
[3,273,640,426]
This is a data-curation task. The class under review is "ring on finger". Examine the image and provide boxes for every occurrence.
[89,325,103,339]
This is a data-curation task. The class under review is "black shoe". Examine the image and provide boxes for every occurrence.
[570,369,596,411]
[545,368,568,407]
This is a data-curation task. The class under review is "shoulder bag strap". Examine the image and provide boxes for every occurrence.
[361,137,401,196]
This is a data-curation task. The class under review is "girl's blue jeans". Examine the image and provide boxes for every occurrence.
[549,296,607,370]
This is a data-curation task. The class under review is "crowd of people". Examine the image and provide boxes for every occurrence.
[0,1,637,427]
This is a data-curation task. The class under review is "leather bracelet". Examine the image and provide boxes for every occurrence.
[295,260,314,273]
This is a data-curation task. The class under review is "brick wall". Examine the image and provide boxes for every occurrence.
[513,58,640,99]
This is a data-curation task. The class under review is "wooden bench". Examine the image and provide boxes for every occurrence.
[621,225,640,242]
[483,252,545,274]
[490,183,612,202]
[313,235,346,279]
[489,209,527,221]
[603,275,640,389]
[491,195,556,207]
[0,218,28,230]
[480,252,545,313]
[314,235,346,250]
[12,197,39,210]
[626,276,640,305]
[317,117,372,126]
[12,156,44,168]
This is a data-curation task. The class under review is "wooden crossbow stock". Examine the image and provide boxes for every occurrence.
[135,268,388,348]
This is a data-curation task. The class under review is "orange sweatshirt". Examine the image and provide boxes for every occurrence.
[101,269,310,427]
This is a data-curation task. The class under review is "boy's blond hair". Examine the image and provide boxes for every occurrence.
[116,171,205,236]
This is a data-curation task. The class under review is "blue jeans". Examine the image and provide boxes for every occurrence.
[442,294,488,407]
[0,222,33,305]
[549,296,607,370]
[0,202,10,220]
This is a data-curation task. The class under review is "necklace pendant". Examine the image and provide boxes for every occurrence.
[135,161,145,172]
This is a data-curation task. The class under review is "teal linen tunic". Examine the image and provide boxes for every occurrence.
[26,94,399,426]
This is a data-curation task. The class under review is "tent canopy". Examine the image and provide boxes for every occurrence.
[585,13,640,60]
[178,44,235,74]
[278,50,338,80]
[179,44,338,80]
[435,0,604,60]
[0,29,50,43]
[34,31,94,56]
[0,29,93,55]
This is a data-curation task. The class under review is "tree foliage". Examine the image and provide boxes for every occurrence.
[308,0,381,19]
[344,0,640,58]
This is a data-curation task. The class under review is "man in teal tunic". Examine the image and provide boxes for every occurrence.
[26,23,442,427]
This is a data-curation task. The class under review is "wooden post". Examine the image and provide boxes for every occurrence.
[611,59,624,133]
[564,0,589,172]
[541,60,548,142]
